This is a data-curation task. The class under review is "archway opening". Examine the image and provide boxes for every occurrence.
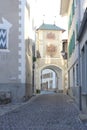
[41,69,57,93]
[39,65,63,93]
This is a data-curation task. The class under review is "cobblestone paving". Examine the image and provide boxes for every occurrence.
[0,93,87,130]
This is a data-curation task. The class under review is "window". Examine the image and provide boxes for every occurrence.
[74,0,77,8]
[0,18,12,51]
[62,40,67,52]
[0,29,7,49]
[68,0,75,32]
[68,31,75,57]
[72,0,75,15]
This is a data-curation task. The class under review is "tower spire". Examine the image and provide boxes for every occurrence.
[54,16,56,25]
[43,14,45,24]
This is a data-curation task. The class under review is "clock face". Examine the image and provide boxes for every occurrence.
[46,44,57,57]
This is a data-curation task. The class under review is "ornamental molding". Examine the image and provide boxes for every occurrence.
[0,17,12,29]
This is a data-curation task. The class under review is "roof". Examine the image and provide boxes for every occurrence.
[36,23,65,32]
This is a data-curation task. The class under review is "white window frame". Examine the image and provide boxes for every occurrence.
[0,18,12,52]
[0,27,8,50]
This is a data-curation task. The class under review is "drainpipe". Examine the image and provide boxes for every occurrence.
[78,0,82,110]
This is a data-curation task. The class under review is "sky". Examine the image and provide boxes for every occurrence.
[29,0,68,39]
[35,0,60,23]
[31,0,67,29]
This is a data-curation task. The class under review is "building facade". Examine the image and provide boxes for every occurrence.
[35,23,68,93]
[77,5,87,111]
[0,0,34,102]
[60,0,87,111]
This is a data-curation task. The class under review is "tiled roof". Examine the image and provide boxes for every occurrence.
[36,23,65,31]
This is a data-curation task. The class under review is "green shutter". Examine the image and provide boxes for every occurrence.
[72,0,75,15]
[68,0,75,32]
[68,15,71,31]
[68,31,75,58]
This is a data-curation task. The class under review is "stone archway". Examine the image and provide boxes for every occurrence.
[35,64,63,93]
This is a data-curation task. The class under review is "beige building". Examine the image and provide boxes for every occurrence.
[35,23,68,93]
[0,0,35,102]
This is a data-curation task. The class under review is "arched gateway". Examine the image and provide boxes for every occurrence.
[35,23,68,93]
[38,65,62,92]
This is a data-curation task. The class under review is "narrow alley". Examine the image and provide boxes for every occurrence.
[0,93,87,130]
[0,0,87,129]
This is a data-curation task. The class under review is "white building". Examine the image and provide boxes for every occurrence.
[60,0,87,111]
[77,3,87,111]
[60,0,79,101]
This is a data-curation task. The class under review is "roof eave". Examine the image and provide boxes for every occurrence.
[60,0,69,16]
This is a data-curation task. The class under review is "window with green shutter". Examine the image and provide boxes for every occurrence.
[68,0,75,32]
[72,0,75,15]
[68,15,71,31]
[68,31,75,58]
[76,22,78,38]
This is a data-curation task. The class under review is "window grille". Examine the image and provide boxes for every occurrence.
[0,29,7,49]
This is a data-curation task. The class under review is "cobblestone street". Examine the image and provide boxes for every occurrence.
[0,93,87,130]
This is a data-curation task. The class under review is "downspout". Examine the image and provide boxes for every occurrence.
[78,0,82,110]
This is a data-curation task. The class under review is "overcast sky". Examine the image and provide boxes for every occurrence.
[33,0,62,27]
[30,0,68,39]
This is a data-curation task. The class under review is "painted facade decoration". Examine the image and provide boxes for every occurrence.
[46,44,57,57]
[46,32,55,40]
